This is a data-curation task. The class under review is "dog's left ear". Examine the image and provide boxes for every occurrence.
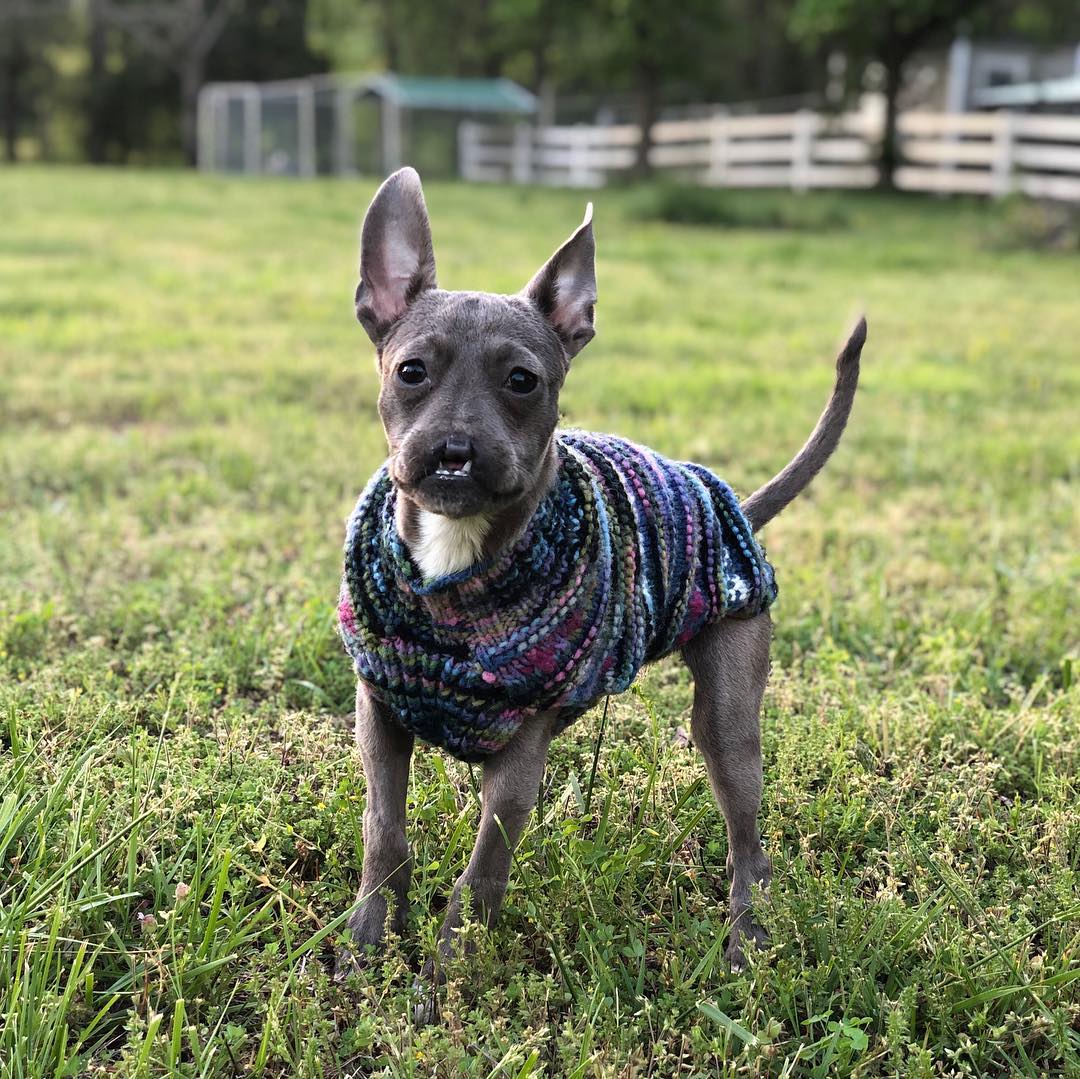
[521,203,596,361]
[355,167,437,345]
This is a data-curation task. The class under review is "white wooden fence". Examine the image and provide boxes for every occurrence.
[459,108,1080,200]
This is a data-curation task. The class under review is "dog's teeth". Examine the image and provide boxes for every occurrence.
[434,460,471,478]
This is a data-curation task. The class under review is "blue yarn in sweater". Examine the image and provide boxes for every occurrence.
[339,431,777,761]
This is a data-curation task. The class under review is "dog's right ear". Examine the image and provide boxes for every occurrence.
[355,167,437,346]
[521,203,596,362]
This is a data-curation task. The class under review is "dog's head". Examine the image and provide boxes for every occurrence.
[355,168,596,519]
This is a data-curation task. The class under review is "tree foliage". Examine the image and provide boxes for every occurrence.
[2,0,1077,168]
[0,2,77,162]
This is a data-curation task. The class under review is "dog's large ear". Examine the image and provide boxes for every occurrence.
[521,203,596,361]
[355,167,437,345]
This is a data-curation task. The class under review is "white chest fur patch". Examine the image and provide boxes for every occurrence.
[413,511,490,580]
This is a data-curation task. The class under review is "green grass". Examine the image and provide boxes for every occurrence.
[1,166,1078,1077]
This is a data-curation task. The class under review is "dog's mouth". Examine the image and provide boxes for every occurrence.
[403,455,484,517]
[391,447,526,515]
[431,458,473,480]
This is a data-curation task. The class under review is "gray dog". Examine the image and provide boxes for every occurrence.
[335,167,865,1008]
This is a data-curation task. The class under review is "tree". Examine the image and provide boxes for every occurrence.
[789,0,990,188]
[85,0,108,162]
[306,0,814,175]
[80,0,326,164]
[307,0,382,73]
[0,1,73,162]
[550,0,734,176]
[100,0,235,164]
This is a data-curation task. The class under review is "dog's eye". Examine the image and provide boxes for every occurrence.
[397,360,427,386]
[505,368,538,395]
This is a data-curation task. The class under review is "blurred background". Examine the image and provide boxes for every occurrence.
[3,3,1080,1075]
[3,0,1080,198]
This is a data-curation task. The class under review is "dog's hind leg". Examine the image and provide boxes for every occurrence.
[682,613,772,969]
[335,683,414,978]
[416,711,555,1021]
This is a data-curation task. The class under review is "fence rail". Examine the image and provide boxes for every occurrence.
[459,108,1080,200]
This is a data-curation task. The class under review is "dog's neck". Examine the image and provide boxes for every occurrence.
[394,442,559,580]
[412,511,491,578]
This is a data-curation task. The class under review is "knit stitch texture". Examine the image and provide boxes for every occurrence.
[338,432,777,762]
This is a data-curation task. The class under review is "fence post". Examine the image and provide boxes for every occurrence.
[705,108,729,187]
[196,85,216,171]
[297,82,316,177]
[334,83,355,176]
[511,123,533,183]
[458,120,478,181]
[992,110,1016,198]
[381,97,402,174]
[792,108,814,193]
[569,126,592,187]
[858,93,886,187]
[242,84,261,174]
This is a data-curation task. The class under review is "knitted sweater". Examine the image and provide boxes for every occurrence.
[338,432,777,762]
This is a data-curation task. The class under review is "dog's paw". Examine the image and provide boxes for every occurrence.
[413,990,439,1025]
[333,941,374,983]
[412,967,441,1025]
[725,919,768,972]
[333,923,389,982]
[333,953,357,984]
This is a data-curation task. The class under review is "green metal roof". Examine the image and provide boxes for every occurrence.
[363,74,537,114]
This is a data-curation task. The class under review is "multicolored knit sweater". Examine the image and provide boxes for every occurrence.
[338,432,777,762]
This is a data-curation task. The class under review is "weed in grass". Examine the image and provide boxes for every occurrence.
[984,195,1080,253]
[623,182,850,230]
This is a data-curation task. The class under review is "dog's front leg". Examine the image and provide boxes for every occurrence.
[416,711,555,1021]
[682,615,773,970]
[336,683,414,978]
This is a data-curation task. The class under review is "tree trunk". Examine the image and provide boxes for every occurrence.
[86,0,108,163]
[2,26,25,163]
[530,0,550,93]
[476,0,504,78]
[877,50,903,191]
[180,58,202,166]
[629,3,658,180]
[753,4,782,99]
[378,0,399,71]
[633,60,658,178]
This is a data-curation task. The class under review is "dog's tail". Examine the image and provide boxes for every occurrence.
[741,317,866,532]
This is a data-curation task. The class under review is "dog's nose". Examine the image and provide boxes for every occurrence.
[441,434,474,465]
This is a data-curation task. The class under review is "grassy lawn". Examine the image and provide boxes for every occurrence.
[1,167,1077,1077]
